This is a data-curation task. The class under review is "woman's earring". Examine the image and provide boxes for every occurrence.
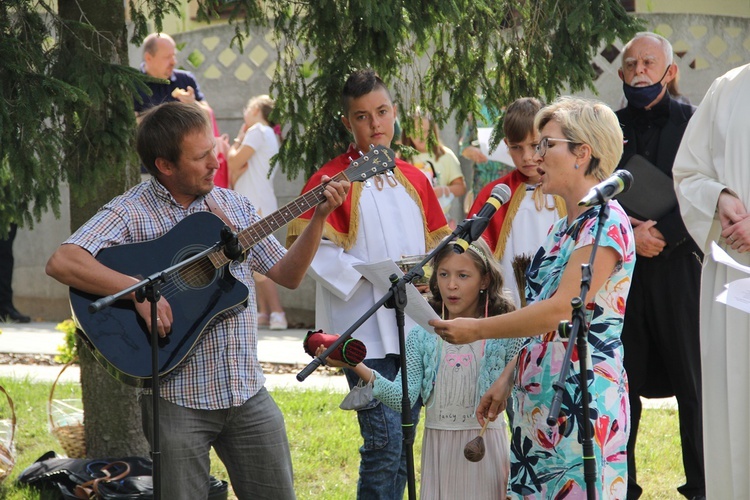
[574,163,580,169]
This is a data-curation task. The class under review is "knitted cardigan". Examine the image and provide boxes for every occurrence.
[371,325,525,412]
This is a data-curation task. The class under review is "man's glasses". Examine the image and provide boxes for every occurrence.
[534,137,579,158]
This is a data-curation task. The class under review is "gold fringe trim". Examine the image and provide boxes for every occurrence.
[493,186,527,261]
[286,171,450,251]
[285,218,307,248]
[392,168,451,249]
[554,195,567,219]
[335,181,364,250]
[428,226,453,250]
[285,182,364,251]
[493,187,568,261]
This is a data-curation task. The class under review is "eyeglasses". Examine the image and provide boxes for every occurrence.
[534,137,579,158]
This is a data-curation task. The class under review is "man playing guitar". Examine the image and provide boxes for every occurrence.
[46,101,349,499]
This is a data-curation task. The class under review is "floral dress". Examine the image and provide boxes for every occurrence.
[509,203,635,499]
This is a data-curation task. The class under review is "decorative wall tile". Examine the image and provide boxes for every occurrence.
[218,48,237,67]
[234,63,254,81]
[202,36,221,51]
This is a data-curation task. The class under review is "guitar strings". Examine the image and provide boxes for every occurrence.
[153,188,330,299]
[144,152,386,300]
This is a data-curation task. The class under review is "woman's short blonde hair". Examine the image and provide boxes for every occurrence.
[535,97,623,181]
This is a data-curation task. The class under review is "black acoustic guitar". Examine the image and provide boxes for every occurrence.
[70,146,395,387]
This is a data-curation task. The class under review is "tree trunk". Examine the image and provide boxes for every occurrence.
[58,0,148,458]
[78,343,149,457]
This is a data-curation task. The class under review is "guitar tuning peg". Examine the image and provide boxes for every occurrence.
[364,180,372,188]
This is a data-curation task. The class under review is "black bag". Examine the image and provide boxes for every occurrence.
[617,154,678,221]
[17,451,228,499]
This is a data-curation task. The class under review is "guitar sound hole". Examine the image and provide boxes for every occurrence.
[172,246,220,291]
[177,266,216,289]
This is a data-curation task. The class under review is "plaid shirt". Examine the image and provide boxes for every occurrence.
[66,178,286,409]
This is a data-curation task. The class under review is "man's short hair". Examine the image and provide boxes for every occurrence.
[143,33,175,57]
[341,69,392,115]
[136,102,210,176]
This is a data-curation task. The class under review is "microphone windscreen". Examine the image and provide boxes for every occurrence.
[617,169,634,192]
[492,183,512,204]
[303,330,367,366]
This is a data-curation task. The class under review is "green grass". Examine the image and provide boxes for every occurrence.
[632,407,685,500]
[0,376,683,499]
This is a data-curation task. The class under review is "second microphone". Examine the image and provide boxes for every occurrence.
[454,183,512,253]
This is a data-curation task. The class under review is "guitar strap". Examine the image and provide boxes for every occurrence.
[204,193,237,232]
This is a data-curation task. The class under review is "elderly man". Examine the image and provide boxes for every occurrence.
[134,33,210,117]
[615,32,705,500]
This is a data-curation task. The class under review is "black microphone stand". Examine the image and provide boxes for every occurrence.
[546,203,610,499]
[87,225,242,500]
[297,214,489,500]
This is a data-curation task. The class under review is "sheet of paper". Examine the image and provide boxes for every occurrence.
[712,241,750,314]
[477,127,513,165]
[711,241,750,274]
[353,260,440,333]
[716,278,750,313]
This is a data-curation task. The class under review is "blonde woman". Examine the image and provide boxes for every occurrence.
[432,97,636,499]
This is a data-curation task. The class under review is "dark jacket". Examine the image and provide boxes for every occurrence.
[616,95,701,260]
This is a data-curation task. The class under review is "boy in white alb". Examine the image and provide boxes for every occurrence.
[287,69,450,499]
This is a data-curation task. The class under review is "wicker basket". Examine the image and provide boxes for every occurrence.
[0,384,16,483]
[48,360,86,459]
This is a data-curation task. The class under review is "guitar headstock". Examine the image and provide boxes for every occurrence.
[343,145,396,183]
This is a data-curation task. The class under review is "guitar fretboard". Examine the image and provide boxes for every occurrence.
[207,170,349,268]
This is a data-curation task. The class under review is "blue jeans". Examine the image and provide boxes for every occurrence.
[345,355,422,500]
[140,387,294,500]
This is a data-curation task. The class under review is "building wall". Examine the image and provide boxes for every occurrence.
[14,13,750,323]
[636,0,750,17]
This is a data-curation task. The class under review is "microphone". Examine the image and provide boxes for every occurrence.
[303,330,367,366]
[454,184,512,253]
[578,170,634,207]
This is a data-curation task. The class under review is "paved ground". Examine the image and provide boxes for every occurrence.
[0,321,349,392]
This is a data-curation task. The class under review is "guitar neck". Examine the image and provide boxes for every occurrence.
[209,171,349,268]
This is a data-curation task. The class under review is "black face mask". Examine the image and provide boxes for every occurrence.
[622,66,671,109]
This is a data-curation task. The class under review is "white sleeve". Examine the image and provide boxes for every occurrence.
[241,124,264,151]
[307,239,365,301]
[673,77,728,253]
